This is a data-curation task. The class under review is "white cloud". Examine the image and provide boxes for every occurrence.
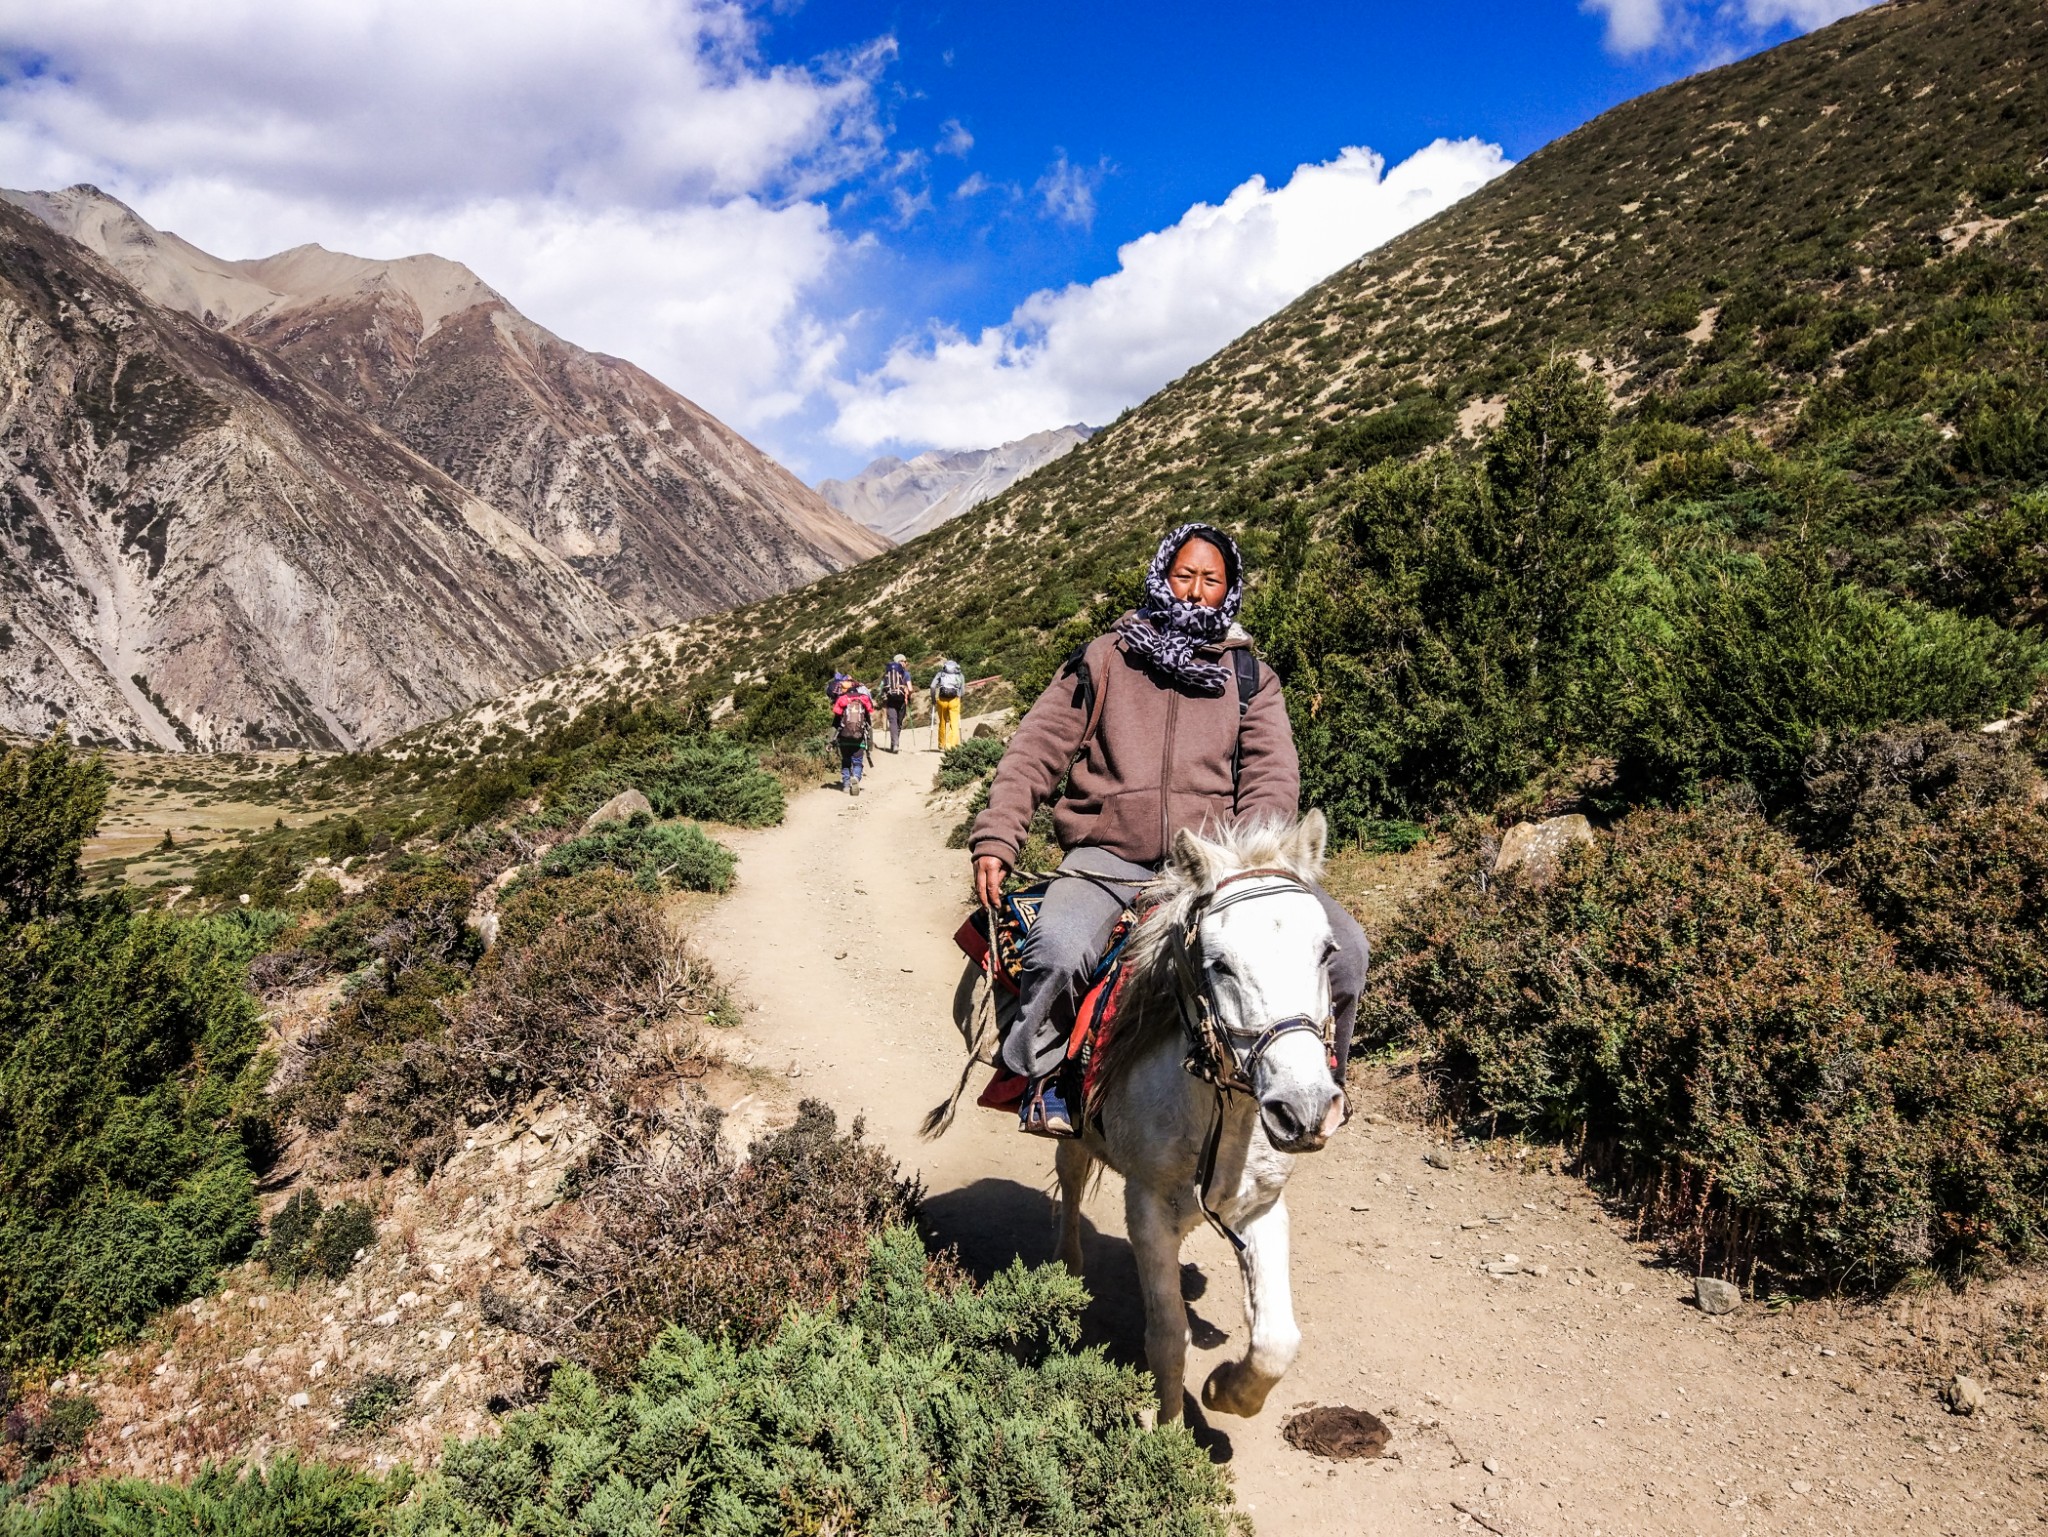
[0,0,887,435]
[954,171,993,200]
[1584,0,1878,54]
[830,138,1510,453]
[1036,153,1102,229]
[936,119,974,157]
[1584,0,1671,54]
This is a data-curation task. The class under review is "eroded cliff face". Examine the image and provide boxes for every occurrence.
[0,201,638,751]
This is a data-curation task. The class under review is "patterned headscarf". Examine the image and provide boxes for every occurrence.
[1115,523,1243,695]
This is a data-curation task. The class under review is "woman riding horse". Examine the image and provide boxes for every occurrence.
[970,523,1370,1136]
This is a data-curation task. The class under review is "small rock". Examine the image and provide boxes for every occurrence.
[1694,1276,1742,1315]
[1482,1458,1501,1476]
[373,1310,400,1328]
[287,1393,311,1409]
[582,788,652,832]
[1460,1219,1485,1230]
[397,1291,421,1308]
[1789,1479,1811,1495]
[1564,1272,1581,1287]
[1946,1374,1987,1416]
[1492,814,1595,885]
[1524,1263,1549,1278]
[1422,1149,1451,1170]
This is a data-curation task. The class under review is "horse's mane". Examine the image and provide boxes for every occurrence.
[1090,815,1326,1109]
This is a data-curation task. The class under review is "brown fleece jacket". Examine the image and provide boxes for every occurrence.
[969,623,1300,869]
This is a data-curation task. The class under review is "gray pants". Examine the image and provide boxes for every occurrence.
[1000,845,1370,1080]
[885,704,904,751]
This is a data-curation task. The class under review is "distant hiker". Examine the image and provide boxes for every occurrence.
[826,670,854,704]
[882,654,913,753]
[833,681,876,795]
[932,658,966,751]
[967,523,1369,1137]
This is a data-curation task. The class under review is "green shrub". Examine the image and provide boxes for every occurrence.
[555,734,783,827]
[11,1236,1237,1536]
[937,735,1006,789]
[342,1374,411,1433]
[410,1227,1239,1536]
[304,863,477,976]
[1365,798,2048,1285]
[264,1190,377,1285]
[1,736,273,1367]
[735,668,830,744]
[1589,549,2041,805]
[492,866,642,950]
[293,894,667,1177]
[1797,723,2048,1008]
[531,1100,917,1380]
[2,1391,99,1466]
[0,735,109,923]
[0,1456,404,1535]
[536,820,736,894]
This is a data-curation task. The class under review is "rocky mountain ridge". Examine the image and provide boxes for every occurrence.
[0,188,886,749]
[818,425,1095,541]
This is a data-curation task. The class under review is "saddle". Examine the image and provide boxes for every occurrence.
[953,880,1138,1122]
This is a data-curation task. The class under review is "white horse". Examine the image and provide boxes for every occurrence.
[1056,813,1347,1423]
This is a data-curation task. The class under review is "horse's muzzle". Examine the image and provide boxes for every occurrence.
[1261,1086,1346,1153]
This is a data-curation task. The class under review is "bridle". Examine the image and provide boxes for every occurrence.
[1160,866,1339,1250]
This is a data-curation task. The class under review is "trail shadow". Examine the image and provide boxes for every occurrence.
[918,1176,1239,1462]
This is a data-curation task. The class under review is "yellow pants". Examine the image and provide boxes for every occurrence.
[935,696,961,750]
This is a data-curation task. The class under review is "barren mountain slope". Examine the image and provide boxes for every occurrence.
[0,201,638,752]
[11,187,889,626]
[412,0,2048,755]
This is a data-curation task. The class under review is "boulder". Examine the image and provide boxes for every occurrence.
[1493,814,1594,885]
[1694,1276,1742,1315]
[1946,1374,1987,1416]
[582,788,652,832]
[972,721,999,740]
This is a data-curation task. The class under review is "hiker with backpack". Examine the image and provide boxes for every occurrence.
[932,658,966,750]
[832,680,877,795]
[882,654,913,753]
[966,523,1370,1137]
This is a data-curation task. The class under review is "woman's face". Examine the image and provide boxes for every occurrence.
[1166,537,1230,608]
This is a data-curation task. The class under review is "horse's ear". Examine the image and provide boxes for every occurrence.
[1291,810,1328,878]
[1171,826,1219,890]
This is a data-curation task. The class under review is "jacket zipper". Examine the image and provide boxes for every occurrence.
[1160,688,1179,858]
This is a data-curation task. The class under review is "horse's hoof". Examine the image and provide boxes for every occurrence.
[1201,1362,1273,1418]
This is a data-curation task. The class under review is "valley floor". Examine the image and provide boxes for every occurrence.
[688,731,2048,1536]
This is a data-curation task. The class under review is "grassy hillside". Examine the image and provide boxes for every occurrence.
[411,0,2045,775]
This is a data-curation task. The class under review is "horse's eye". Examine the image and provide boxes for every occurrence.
[1209,959,1235,980]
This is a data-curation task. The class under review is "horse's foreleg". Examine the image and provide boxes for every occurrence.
[1055,1140,1093,1275]
[1126,1184,1192,1422]
[1200,1196,1299,1418]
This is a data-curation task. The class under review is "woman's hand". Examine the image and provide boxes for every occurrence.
[973,854,1009,909]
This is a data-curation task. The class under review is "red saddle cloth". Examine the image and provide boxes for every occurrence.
[973,954,1134,1119]
[956,885,1139,1122]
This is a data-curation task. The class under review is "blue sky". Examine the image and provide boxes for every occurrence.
[0,0,1875,478]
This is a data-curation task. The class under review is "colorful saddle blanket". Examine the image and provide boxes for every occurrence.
[953,879,1138,1119]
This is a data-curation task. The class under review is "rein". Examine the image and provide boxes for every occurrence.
[1163,868,1337,1252]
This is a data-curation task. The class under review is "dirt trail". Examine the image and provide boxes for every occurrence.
[690,737,2045,1535]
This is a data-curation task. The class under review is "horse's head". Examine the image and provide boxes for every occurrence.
[1168,811,1347,1154]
